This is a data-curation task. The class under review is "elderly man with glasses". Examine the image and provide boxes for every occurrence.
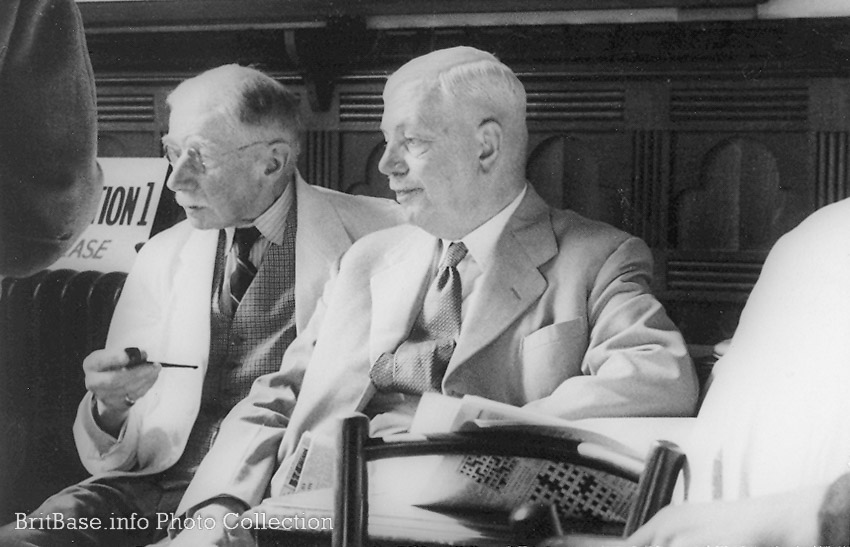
[0,64,402,547]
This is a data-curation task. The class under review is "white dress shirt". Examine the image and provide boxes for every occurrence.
[440,184,527,326]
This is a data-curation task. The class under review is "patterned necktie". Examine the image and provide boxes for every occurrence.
[224,226,261,315]
[421,241,468,339]
[371,241,468,394]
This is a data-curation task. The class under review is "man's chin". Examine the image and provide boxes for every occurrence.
[182,209,219,230]
[184,217,219,231]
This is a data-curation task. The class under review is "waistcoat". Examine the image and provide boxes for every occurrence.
[168,203,298,476]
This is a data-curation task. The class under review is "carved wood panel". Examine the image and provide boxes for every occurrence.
[526,133,633,231]
[631,130,670,248]
[95,85,167,157]
[816,131,850,207]
[673,136,798,252]
[302,130,340,190]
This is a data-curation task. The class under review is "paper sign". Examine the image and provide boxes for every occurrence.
[53,157,169,273]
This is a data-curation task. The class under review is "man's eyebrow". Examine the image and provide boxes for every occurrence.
[162,135,215,148]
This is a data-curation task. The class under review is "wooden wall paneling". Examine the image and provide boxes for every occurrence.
[338,85,384,126]
[625,82,670,250]
[657,79,817,344]
[809,78,850,133]
[524,83,626,127]
[669,82,809,124]
[334,80,393,198]
[668,79,815,250]
[339,131,392,198]
[811,78,850,208]
[302,130,341,190]
[670,130,812,252]
[524,80,634,232]
[663,127,810,344]
[816,131,850,207]
[660,295,751,345]
[631,130,670,248]
[526,132,634,231]
[665,250,766,295]
[95,84,168,157]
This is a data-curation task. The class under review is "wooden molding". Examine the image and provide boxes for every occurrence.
[665,252,768,293]
[84,18,850,82]
[79,0,769,32]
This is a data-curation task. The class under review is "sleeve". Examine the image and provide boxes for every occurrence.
[686,208,850,503]
[523,236,699,420]
[75,392,131,462]
[72,241,168,473]
[0,0,102,277]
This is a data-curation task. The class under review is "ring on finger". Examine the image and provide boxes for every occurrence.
[124,394,136,406]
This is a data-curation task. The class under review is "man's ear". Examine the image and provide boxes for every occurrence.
[264,158,281,176]
[477,119,502,172]
[265,141,291,176]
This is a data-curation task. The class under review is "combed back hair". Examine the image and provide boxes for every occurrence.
[167,64,303,157]
[436,57,528,156]
[386,48,528,161]
[436,58,526,124]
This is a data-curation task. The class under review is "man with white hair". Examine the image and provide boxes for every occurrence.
[0,64,401,547]
[169,46,697,545]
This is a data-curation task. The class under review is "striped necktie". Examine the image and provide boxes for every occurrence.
[224,226,261,315]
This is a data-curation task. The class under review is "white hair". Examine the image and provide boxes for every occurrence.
[167,64,302,156]
[386,47,528,161]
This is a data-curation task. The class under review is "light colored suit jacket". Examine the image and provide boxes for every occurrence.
[179,184,697,511]
[688,197,850,502]
[73,176,402,477]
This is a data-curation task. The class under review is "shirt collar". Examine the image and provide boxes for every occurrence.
[441,183,527,269]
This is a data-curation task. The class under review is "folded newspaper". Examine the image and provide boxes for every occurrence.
[278,394,645,525]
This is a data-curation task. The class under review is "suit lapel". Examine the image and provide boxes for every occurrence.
[445,188,557,380]
[164,227,219,368]
[293,175,353,330]
[369,228,438,363]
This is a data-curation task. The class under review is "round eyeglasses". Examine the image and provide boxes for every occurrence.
[162,138,288,174]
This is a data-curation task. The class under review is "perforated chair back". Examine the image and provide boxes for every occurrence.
[333,414,685,547]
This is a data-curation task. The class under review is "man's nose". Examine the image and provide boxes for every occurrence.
[378,142,407,177]
[165,160,196,192]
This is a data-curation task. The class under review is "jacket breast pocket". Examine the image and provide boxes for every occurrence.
[520,318,588,400]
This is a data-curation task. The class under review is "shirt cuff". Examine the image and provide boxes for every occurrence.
[81,392,126,451]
